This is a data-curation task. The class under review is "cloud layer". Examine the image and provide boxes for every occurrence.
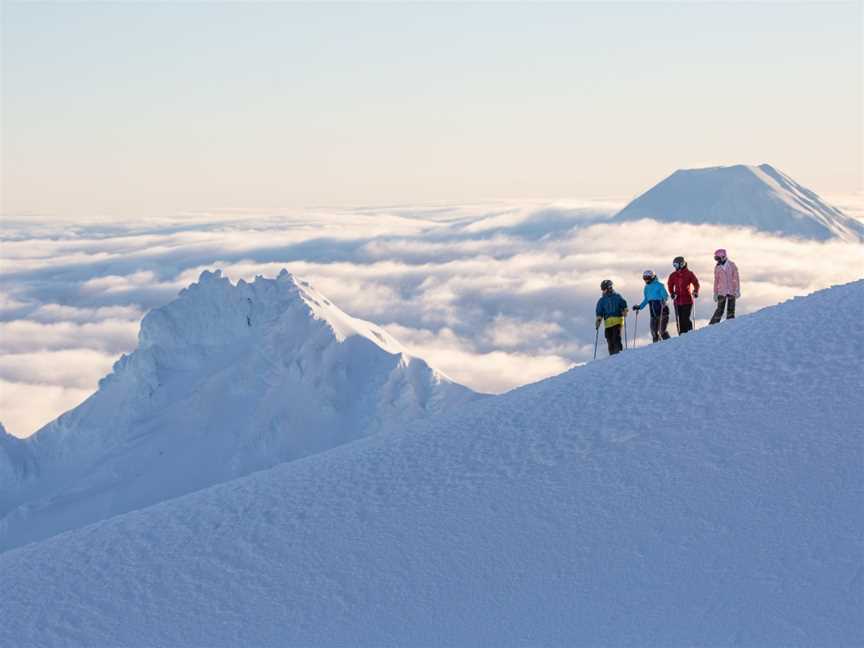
[1,199,862,437]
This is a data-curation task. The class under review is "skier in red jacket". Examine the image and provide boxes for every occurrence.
[667,256,700,334]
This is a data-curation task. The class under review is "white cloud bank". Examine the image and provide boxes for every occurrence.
[1,199,861,437]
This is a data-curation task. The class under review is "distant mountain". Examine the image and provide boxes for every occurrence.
[1,280,861,647]
[616,163,863,241]
[0,269,481,551]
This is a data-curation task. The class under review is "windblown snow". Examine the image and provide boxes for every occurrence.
[1,279,861,647]
[0,269,481,552]
[616,163,864,242]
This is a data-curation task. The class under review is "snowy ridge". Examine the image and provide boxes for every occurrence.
[138,268,406,355]
[616,163,864,241]
[1,280,861,646]
[0,270,481,552]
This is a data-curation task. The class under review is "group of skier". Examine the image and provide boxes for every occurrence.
[594,249,741,356]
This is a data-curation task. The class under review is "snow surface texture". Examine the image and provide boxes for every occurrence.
[0,270,481,552]
[1,280,862,647]
[616,163,864,242]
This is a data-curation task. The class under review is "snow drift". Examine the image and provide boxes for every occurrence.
[1,279,861,647]
[0,269,481,552]
[616,163,864,242]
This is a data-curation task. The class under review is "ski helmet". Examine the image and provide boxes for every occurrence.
[714,248,727,262]
[642,269,656,282]
[673,256,686,270]
[600,279,613,291]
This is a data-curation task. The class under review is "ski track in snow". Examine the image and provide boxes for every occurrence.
[0,281,862,647]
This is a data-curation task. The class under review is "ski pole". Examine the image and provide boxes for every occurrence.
[623,315,628,350]
[593,325,599,360]
[633,310,639,349]
[691,299,697,331]
[672,301,680,335]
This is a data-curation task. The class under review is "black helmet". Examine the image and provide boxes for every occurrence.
[600,279,613,291]
[642,269,656,282]
[673,256,686,270]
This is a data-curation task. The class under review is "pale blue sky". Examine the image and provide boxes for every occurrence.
[2,1,861,219]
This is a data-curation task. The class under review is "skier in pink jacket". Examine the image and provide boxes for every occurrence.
[709,248,740,324]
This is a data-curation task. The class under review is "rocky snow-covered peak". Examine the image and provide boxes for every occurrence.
[616,163,863,241]
[0,270,482,552]
[139,269,404,354]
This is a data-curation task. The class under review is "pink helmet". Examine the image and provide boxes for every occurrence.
[714,248,727,260]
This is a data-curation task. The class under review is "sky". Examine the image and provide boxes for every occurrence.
[2,1,862,219]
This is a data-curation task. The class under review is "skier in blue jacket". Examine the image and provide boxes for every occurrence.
[632,270,670,342]
[595,279,628,355]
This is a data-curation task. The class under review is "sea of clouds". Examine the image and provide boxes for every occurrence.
[2,196,862,437]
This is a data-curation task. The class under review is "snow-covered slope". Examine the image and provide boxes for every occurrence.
[1,280,861,647]
[0,423,34,510]
[0,269,481,552]
[616,163,864,241]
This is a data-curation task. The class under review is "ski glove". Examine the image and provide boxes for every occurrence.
[693,291,699,298]
[632,305,641,311]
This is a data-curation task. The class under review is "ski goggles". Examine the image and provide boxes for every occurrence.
[673,261,684,269]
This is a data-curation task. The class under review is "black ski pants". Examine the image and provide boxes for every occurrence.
[604,325,623,355]
[648,301,670,342]
[710,295,736,324]
[675,303,694,334]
